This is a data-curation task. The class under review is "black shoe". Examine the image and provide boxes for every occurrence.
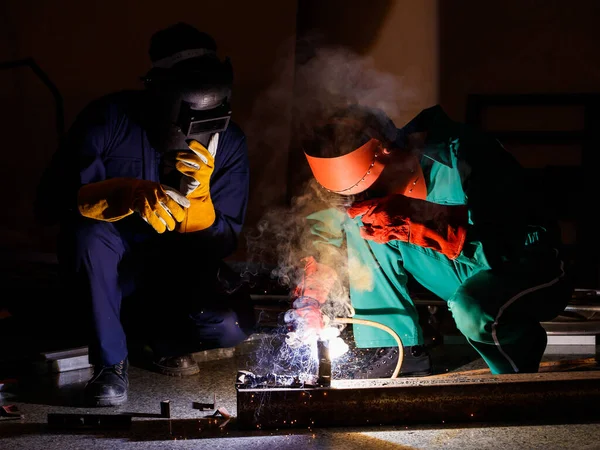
[353,346,432,379]
[84,359,129,407]
[152,354,200,377]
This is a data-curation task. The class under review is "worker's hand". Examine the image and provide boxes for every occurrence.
[347,194,412,244]
[135,184,190,233]
[284,296,327,347]
[176,133,218,198]
[77,178,190,233]
[347,194,468,259]
[174,134,218,232]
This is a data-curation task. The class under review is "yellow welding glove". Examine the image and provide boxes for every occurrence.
[77,178,190,233]
[174,134,218,233]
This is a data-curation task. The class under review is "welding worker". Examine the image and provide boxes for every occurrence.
[286,104,573,378]
[34,23,254,406]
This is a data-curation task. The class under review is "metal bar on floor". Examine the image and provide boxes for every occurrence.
[237,370,600,430]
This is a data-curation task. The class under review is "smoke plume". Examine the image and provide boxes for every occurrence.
[241,39,420,380]
[245,38,419,300]
[292,37,420,152]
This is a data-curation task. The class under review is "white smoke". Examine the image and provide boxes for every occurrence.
[242,39,420,379]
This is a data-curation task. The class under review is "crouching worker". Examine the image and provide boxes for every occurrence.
[34,23,254,406]
[285,104,573,378]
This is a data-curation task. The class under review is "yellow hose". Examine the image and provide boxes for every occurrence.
[332,317,404,379]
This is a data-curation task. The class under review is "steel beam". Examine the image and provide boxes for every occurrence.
[237,370,600,429]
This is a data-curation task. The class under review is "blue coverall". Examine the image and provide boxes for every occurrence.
[307,105,573,374]
[35,90,253,366]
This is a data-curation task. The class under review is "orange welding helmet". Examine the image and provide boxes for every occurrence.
[304,137,390,195]
[304,137,428,200]
[304,108,427,198]
[305,140,427,199]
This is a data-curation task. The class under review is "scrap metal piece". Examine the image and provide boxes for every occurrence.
[47,413,132,429]
[0,405,22,419]
[191,393,232,427]
[316,340,331,388]
[190,393,232,429]
[160,400,171,418]
[213,407,232,428]
[237,370,600,429]
[122,401,173,418]
[212,406,231,419]
[34,346,92,374]
[192,393,216,411]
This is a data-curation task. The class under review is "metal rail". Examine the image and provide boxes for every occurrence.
[237,370,600,429]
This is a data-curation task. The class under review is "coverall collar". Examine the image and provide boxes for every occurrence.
[396,105,456,168]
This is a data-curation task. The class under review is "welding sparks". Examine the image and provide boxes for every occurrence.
[241,326,320,389]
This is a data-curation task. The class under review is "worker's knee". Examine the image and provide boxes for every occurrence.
[60,220,123,262]
[212,311,248,348]
[448,290,494,344]
[191,309,249,350]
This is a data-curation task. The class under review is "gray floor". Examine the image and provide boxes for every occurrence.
[1,339,600,450]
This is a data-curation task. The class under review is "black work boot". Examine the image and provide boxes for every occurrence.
[84,359,129,407]
[152,354,200,377]
[353,345,432,379]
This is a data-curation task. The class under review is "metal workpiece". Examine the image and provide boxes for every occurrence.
[236,370,319,389]
[236,370,600,430]
[47,413,132,429]
[47,400,173,429]
[316,339,332,387]
[160,400,171,418]
[192,393,217,411]
[33,346,92,374]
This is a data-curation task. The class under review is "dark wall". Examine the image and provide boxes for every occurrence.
[439,0,600,120]
[8,1,597,271]
[289,0,439,200]
[0,0,297,258]
[439,0,600,286]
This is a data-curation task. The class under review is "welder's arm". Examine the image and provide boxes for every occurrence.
[292,256,339,304]
[347,195,468,260]
[284,209,347,343]
[170,130,249,259]
[285,256,339,342]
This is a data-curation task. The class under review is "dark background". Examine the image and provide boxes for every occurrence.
[1,0,600,286]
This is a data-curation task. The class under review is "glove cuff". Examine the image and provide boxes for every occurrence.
[176,196,216,233]
[77,178,138,222]
[292,256,339,304]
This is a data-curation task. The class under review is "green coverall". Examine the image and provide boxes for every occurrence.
[307,105,572,374]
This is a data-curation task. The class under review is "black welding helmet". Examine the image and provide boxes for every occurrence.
[142,23,233,151]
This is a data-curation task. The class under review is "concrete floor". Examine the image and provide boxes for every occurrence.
[1,337,600,450]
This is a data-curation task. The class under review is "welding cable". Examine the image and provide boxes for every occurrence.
[332,317,404,378]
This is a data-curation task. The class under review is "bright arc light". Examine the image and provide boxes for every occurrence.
[328,336,349,359]
[320,327,349,360]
